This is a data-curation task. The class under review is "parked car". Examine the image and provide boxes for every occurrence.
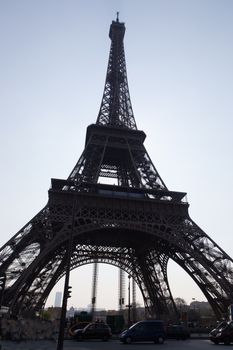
[119,320,166,344]
[166,325,190,340]
[68,321,90,336]
[209,321,233,344]
[209,321,227,337]
[74,322,112,341]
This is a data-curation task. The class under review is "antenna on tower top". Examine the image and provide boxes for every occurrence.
[116,11,119,22]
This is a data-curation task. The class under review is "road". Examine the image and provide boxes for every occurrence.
[0,339,217,350]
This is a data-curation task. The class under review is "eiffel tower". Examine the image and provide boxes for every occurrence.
[1,16,233,320]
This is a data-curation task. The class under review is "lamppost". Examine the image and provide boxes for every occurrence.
[56,187,76,350]
[126,275,131,328]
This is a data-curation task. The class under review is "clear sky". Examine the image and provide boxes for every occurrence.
[1,0,233,311]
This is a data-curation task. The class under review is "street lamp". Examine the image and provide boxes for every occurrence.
[126,275,131,328]
[56,186,77,350]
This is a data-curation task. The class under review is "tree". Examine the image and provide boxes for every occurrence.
[174,298,187,311]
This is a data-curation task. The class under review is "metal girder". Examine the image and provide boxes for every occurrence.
[68,126,167,191]
[1,188,233,318]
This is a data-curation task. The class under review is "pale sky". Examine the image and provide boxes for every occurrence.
[0,0,233,311]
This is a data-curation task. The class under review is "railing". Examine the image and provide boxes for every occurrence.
[50,178,188,204]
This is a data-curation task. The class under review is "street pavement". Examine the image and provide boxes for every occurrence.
[0,339,215,350]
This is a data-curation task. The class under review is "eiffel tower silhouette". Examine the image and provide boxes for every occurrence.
[1,17,233,320]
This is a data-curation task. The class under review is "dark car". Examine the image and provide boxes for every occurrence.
[119,320,166,344]
[74,322,112,341]
[209,321,227,337]
[166,325,190,340]
[68,321,90,336]
[209,321,233,344]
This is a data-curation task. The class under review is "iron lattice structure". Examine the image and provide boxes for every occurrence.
[1,18,233,319]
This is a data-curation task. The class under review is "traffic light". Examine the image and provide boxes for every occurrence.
[0,274,6,291]
[119,297,124,305]
[67,286,72,299]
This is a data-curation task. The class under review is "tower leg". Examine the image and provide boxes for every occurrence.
[135,251,177,320]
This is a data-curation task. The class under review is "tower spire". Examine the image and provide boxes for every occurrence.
[96,19,137,129]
